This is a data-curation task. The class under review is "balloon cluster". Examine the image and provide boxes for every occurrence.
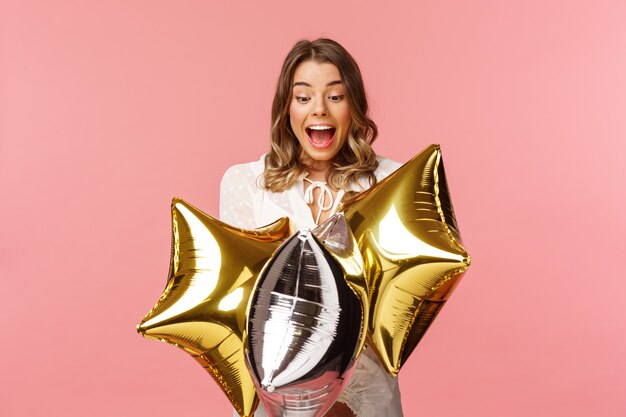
[137,145,471,417]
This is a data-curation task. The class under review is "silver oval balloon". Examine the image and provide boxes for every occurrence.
[246,227,363,417]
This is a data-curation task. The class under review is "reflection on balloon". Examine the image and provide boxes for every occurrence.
[339,144,471,376]
[245,219,366,417]
[137,198,293,417]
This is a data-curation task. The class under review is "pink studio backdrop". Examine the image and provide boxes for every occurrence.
[1,1,625,416]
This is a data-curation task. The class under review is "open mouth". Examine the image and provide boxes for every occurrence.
[305,125,336,149]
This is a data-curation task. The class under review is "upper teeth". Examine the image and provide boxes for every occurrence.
[309,126,333,130]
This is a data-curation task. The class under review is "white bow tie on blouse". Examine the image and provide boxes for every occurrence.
[303,178,345,225]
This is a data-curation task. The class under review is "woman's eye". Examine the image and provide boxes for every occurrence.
[295,96,310,103]
[328,95,345,102]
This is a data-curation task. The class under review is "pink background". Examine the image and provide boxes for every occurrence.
[1,1,625,416]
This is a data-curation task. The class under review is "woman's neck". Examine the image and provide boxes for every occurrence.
[305,159,330,182]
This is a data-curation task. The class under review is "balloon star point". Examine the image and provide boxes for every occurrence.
[138,198,293,416]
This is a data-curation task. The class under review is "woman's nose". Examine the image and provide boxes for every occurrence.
[312,98,328,116]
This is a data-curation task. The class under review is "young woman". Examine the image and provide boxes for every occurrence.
[221,38,404,417]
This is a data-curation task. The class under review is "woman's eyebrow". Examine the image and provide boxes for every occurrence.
[293,80,343,87]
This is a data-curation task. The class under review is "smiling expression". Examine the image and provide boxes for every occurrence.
[289,60,351,164]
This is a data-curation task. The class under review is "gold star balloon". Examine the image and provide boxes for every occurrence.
[339,144,472,377]
[137,198,294,417]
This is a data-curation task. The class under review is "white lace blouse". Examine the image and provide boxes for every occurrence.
[220,154,404,417]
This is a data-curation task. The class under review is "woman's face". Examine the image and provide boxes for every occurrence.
[289,60,351,163]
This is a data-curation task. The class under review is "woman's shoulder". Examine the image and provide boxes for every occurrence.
[374,155,402,180]
[223,154,266,177]
[221,154,267,188]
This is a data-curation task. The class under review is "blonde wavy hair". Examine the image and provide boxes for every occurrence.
[263,38,379,193]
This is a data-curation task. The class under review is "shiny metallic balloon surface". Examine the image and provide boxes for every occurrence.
[137,198,294,417]
[340,144,471,376]
[246,229,363,417]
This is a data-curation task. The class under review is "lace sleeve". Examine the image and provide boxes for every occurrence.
[219,163,262,229]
